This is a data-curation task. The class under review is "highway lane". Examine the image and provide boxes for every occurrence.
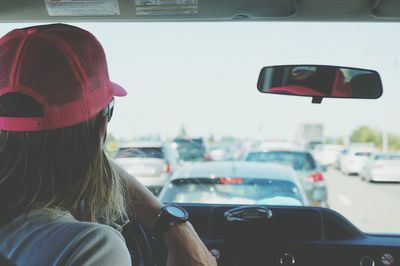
[325,168,400,233]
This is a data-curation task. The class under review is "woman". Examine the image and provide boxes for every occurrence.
[0,23,216,265]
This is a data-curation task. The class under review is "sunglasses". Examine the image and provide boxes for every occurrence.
[102,98,115,122]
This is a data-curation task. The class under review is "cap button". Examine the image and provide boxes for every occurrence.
[26,28,38,35]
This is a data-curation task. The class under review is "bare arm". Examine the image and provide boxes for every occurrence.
[110,160,217,265]
[110,159,162,229]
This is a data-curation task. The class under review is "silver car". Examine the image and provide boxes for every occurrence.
[242,149,328,207]
[360,153,400,182]
[114,141,180,195]
[158,161,308,206]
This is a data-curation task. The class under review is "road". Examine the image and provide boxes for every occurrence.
[325,168,400,233]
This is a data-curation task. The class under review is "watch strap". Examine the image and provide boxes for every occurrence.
[152,205,189,240]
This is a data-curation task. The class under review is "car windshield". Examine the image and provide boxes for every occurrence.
[375,154,400,160]
[160,178,303,206]
[354,152,372,157]
[115,147,164,159]
[2,22,399,234]
[244,151,316,171]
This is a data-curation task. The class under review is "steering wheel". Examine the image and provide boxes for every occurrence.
[122,221,156,266]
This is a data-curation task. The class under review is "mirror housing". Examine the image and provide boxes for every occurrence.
[257,65,383,103]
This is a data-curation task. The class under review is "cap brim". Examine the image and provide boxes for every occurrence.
[111,82,127,97]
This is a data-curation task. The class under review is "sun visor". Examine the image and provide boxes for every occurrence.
[0,0,296,22]
[191,0,296,20]
[370,0,400,19]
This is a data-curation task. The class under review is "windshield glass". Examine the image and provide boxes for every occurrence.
[243,151,316,171]
[354,152,372,157]
[160,178,303,205]
[375,154,400,160]
[115,147,164,159]
[2,22,399,234]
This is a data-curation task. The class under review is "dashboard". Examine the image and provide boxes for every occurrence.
[155,204,400,266]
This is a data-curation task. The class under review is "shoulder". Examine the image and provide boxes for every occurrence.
[2,208,131,266]
[59,222,132,266]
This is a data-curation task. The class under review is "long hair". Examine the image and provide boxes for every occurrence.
[0,93,128,228]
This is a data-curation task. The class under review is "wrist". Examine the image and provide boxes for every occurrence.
[163,221,191,246]
[152,204,189,240]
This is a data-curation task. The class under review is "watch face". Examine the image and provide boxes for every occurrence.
[166,205,187,218]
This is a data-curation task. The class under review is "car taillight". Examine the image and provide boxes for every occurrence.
[163,162,171,173]
[204,153,211,161]
[219,177,243,184]
[308,172,324,182]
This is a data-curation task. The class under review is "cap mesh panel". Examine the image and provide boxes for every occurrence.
[0,38,19,88]
[0,24,117,130]
[19,35,82,105]
[49,28,110,117]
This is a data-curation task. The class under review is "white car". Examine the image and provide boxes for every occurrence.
[114,141,180,195]
[159,161,308,206]
[258,140,298,151]
[339,148,376,175]
[312,144,344,167]
[360,153,400,182]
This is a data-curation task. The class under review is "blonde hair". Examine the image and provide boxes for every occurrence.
[0,93,128,228]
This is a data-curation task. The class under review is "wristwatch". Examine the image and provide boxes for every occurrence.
[153,204,189,239]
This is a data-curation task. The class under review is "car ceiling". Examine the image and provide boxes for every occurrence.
[1,0,400,23]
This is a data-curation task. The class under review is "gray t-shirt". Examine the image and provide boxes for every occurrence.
[0,208,131,266]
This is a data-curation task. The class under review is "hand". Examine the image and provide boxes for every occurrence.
[164,221,217,266]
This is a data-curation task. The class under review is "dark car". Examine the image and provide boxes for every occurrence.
[171,137,210,163]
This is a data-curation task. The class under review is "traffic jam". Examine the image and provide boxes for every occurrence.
[110,123,400,233]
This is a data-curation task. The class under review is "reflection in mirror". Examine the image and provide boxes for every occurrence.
[257,65,383,100]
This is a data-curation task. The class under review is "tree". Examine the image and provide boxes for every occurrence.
[325,137,336,144]
[388,134,400,151]
[350,126,381,148]
[178,125,187,138]
[336,137,344,145]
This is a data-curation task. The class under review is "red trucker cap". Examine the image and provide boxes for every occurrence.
[0,24,127,131]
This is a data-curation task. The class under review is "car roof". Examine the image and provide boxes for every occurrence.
[348,147,376,153]
[1,1,400,22]
[173,137,204,142]
[373,152,400,156]
[119,141,164,148]
[171,161,298,182]
[247,148,311,154]
[316,144,344,148]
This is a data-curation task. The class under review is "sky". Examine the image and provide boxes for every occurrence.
[1,22,400,141]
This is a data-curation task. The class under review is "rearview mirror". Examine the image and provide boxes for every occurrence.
[257,65,383,103]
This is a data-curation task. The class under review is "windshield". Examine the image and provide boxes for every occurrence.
[243,151,316,171]
[375,154,400,160]
[353,152,372,157]
[115,147,164,159]
[160,178,304,206]
[2,22,399,234]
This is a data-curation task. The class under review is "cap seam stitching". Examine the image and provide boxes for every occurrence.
[9,33,30,92]
[39,32,91,119]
